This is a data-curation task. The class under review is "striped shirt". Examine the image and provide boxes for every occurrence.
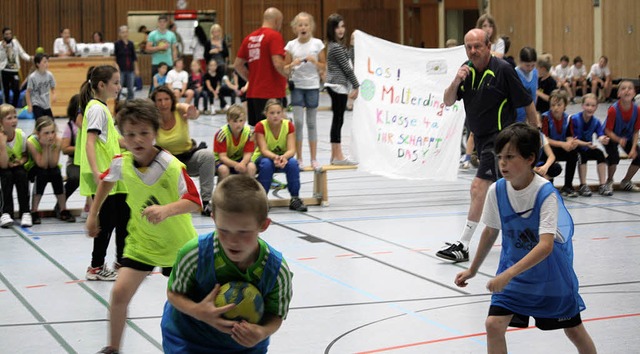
[168,232,293,318]
[325,41,360,93]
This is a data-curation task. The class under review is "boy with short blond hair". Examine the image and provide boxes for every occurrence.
[604,80,640,191]
[541,89,580,197]
[571,93,612,196]
[161,174,293,353]
[213,104,256,181]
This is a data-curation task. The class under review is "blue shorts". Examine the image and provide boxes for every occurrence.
[290,88,319,108]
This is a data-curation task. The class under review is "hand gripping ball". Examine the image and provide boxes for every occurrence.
[214,281,264,324]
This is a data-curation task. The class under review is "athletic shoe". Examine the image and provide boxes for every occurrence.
[331,158,358,166]
[578,184,592,197]
[459,154,471,169]
[1,213,14,228]
[86,265,117,281]
[436,241,469,262]
[201,203,212,217]
[97,346,119,354]
[599,184,613,196]
[289,197,308,212]
[560,186,578,198]
[31,212,41,225]
[60,210,76,223]
[21,213,33,227]
[621,180,640,192]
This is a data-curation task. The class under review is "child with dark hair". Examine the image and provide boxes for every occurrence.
[26,53,56,119]
[515,47,538,122]
[536,59,556,114]
[455,122,596,354]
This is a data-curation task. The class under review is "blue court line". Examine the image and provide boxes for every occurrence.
[289,259,486,347]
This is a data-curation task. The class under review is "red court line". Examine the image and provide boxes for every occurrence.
[372,251,393,255]
[336,253,356,257]
[626,235,640,238]
[356,312,640,354]
[0,289,6,292]
[297,257,317,261]
[591,237,609,240]
[65,280,86,284]
[410,248,431,252]
[25,284,47,289]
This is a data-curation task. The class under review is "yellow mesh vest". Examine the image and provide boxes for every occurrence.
[214,124,251,162]
[79,99,127,196]
[251,119,290,162]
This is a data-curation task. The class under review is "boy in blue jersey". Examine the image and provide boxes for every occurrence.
[603,80,640,192]
[455,123,596,354]
[571,93,611,196]
[161,174,293,353]
[541,89,580,197]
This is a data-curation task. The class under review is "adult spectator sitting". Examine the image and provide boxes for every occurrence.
[91,31,104,44]
[1,27,31,107]
[151,86,214,215]
[53,28,77,57]
[589,55,613,102]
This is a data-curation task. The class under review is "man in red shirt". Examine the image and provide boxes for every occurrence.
[234,7,288,126]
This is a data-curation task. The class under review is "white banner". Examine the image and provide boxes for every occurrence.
[351,31,467,180]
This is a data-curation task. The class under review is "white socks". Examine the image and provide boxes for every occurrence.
[459,220,479,249]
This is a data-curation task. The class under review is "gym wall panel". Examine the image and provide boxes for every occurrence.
[542,0,593,67]
[603,0,639,79]
[491,0,536,60]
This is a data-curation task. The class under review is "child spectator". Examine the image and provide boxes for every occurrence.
[551,55,573,101]
[284,12,326,169]
[26,53,56,119]
[214,104,256,181]
[476,14,504,58]
[151,62,169,93]
[571,93,612,196]
[500,36,516,68]
[203,60,221,112]
[25,116,75,224]
[589,56,613,102]
[515,47,538,122]
[88,99,201,354]
[541,89,580,197]
[570,56,588,98]
[604,80,640,192]
[535,132,562,181]
[78,65,129,281]
[218,66,240,112]
[161,174,293,353]
[0,104,31,227]
[252,99,307,211]
[59,94,92,218]
[114,25,139,101]
[166,58,193,104]
[536,59,556,114]
[455,122,597,354]
[188,60,209,114]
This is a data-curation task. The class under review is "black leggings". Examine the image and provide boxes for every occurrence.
[0,166,30,215]
[327,87,348,144]
[91,193,130,268]
[1,70,21,107]
[551,147,578,188]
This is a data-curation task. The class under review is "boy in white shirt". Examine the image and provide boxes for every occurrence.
[165,57,194,104]
[569,56,588,99]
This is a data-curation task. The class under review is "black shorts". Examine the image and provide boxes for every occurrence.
[474,135,500,181]
[488,305,582,331]
[120,257,172,277]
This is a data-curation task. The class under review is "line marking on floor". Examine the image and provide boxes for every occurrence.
[355,312,640,353]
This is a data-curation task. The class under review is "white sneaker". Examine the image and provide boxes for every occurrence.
[20,213,32,227]
[1,213,14,228]
[86,265,118,281]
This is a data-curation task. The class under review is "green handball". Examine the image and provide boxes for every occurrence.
[214,281,264,324]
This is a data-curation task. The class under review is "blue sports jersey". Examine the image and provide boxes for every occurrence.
[491,179,585,318]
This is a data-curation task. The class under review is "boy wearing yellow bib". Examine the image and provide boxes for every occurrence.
[252,99,307,212]
[214,104,256,182]
[88,99,201,354]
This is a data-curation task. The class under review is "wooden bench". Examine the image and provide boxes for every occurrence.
[269,165,358,208]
